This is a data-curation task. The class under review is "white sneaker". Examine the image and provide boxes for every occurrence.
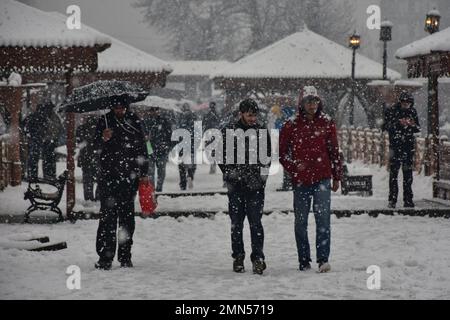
[187,177,194,189]
[318,262,331,273]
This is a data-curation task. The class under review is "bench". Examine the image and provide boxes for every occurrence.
[23,171,68,223]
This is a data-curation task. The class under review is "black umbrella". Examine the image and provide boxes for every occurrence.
[61,80,149,114]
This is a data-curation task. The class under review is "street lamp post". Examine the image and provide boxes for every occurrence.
[348,32,360,126]
[424,9,441,176]
[380,21,393,80]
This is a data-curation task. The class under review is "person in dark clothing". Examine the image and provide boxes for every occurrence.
[76,116,100,202]
[142,107,174,192]
[177,103,197,190]
[219,98,271,275]
[93,98,149,270]
[203,101,220,174]
[23,102,63,181]
[383,91,420,208]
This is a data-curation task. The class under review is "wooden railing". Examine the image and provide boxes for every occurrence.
[337,126,430,174]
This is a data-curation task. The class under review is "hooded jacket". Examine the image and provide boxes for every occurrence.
[219,118,271,191]
[383,102,420,154]
[279,96,342,186]
[94,110,149,198]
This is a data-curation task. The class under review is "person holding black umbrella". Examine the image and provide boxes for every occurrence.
[93,96,149,270]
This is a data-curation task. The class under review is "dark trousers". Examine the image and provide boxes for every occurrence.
[178,163,196,190]
[389,153,414,204]
[148,155,168,192]
[82,167,98,201]
[228,187,265,262]
[27,142,57,181]
[96,195,136,263]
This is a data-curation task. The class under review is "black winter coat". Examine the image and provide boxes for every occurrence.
[383,103,421,155]
[219,119,271,191]
[76,117,99,170]
[142,115,174,158]
[94,110,149,199]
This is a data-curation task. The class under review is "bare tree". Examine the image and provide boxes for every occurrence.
[134,0,355,60]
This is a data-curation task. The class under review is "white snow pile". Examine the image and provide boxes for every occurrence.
[396,27,450,59]
[0,0,111,48]
[213,27,401,80]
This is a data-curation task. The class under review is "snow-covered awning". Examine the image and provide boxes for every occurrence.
[169,61,231,78]
[396,27,450,59]
[48,12,172,74]
[213,27,401,81]
[0,0,111,48]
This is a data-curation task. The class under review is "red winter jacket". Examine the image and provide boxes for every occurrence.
[279,105,342,186]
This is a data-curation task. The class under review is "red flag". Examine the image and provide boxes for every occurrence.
[139,180,157,217]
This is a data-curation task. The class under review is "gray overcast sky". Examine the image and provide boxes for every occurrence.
[22,0,173,60]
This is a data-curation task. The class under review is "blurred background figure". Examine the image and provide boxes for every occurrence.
[202,101,220,174]
[142,106,174,192]
[76,115,100,204]
[177,103,197,190]
[23,102,63,181]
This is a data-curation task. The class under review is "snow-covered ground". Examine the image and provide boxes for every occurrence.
[1,161,449,299]
[1,212,450,299]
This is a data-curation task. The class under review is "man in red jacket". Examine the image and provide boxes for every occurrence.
[279,86,342,273]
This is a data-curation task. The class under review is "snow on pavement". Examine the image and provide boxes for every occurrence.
[1,212,449,299]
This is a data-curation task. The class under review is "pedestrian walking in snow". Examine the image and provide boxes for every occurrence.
[142,107,174,192]
[177,103,197,190]
[23,102,63,181]
[279,86,342,273]
[93,97,149,270]
[382,91,420,208]
[219,98,271,275]
[203,101,220,174]
[76,116,100,203]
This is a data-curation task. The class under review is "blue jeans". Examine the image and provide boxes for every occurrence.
[293,179,331,266]
[228,187,265,262]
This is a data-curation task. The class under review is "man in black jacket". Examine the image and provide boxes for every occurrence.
[383,91,421,208]
[177,103,197,190]
[219,99,271,275]
[94,97,149,270]
[142,107,174,192]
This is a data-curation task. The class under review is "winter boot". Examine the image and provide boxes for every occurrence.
[95,260,112,271]
[252,259,266,275]
[120,260,134,268]
[299,262,311,271]
[318,262,331,273]
[233,256,245,273]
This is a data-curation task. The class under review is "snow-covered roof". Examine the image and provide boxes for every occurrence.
[131,95,195,113]
[46,12,172,74]
[396,27,450,59]
[213,28,401,80]
[169,61,231,77]
[0,0,111,48]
